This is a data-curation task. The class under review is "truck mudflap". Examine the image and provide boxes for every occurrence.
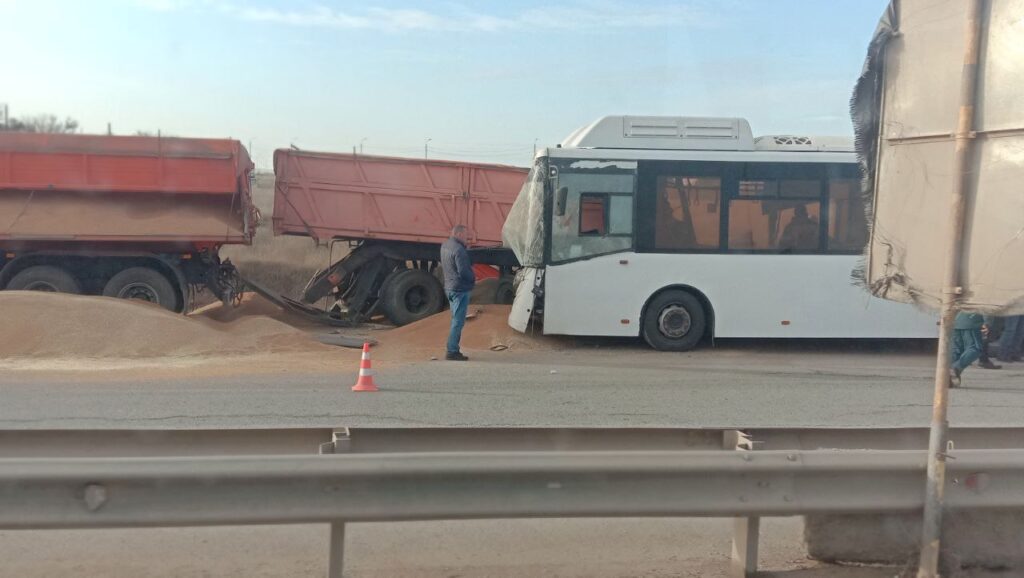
[242,277,355,328]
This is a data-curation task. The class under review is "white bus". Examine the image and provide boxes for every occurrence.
[502,116,938,351]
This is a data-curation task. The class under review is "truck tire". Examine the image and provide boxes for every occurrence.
[380,268,444,326]
[641,290,706,352]
[102,267,179,312]
[7,265,82,294]
[494,276,515,305]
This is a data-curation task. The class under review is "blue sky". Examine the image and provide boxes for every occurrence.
[2,0,888,169]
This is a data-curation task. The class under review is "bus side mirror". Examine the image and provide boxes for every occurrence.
[555,186,568,216]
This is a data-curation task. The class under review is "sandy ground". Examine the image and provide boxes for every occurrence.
[0,518,909,578]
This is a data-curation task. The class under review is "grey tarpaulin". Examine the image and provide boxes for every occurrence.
[502,161,546,267]
[851,0,1024,313]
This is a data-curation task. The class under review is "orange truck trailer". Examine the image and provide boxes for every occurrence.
[0,133,256,312]
[273,150,527,325]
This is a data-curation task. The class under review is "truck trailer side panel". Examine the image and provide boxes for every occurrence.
[272,151,527,247]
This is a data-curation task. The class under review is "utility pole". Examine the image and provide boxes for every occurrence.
[916,0,984,576]
[360,137,367,154]
[1,104,8,129]
[533,138,538,157]
[107,122,112,136]
[424,137,432,159]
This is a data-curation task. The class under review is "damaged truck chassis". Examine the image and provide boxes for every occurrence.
[302,240,518,326]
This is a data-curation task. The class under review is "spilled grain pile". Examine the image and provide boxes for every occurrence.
[193,292,304,325]
[0,291,334,359]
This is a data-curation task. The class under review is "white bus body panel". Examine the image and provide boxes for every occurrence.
[542,252,938,338]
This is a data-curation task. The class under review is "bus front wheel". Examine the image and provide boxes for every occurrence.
[642,290,706,351]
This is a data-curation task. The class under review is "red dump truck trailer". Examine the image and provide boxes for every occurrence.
[0,133,255,312]
[273,150,527,325]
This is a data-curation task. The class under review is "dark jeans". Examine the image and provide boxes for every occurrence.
[446,290,470,354]
[997,315,1024,362]
[951,328,983,372]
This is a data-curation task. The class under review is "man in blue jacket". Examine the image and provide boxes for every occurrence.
[440,225,475,361]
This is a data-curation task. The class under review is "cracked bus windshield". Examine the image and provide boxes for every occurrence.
[2,1,1023,577]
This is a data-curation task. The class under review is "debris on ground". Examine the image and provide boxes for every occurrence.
[194,292,312,326]
[316,334,378,349]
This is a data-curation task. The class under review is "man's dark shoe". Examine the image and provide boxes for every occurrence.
[446,352,469,361]
[949,368,961,388]
[978,359,1002,370]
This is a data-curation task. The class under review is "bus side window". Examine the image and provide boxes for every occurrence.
[550,167,635,262]
[654,176,721,250]
[579,193,633,236]
[828,178,868,251]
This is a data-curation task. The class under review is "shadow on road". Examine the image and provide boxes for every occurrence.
[757,566,899,577]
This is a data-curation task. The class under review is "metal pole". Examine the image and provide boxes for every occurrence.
[327,522,345,578]
[917,1,984,575]
[424,137,431,159]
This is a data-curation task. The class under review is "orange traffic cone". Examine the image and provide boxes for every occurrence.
[351,342,379,392]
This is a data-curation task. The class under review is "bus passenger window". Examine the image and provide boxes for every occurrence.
[655,176,720,250]
[579,194,632,236]
[608,195,633,235]
[828,178,868,251]
[579,195,607,235]
[549,167,634,262]
[728,200,821,252]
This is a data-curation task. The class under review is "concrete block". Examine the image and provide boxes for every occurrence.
[805,511,1024,571]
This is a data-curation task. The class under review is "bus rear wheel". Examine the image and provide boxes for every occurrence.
[642,290,706,351]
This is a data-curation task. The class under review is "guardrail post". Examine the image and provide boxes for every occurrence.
[731,517,760,578]
[328,522,346,578]
[726,430,758,577]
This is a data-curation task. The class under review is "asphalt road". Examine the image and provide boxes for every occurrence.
[2,341,1023,429]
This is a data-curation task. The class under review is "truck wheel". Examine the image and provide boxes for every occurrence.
[494,276,515,305]
[7,265,82,294]
[641,290,706,351]
[103,267,179,312]
[381,269,444,326]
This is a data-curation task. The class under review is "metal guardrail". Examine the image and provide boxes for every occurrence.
[4,428,1024,577]
[6,426,1024,457]
[3,449,1024,529]
[0,427,336,458]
